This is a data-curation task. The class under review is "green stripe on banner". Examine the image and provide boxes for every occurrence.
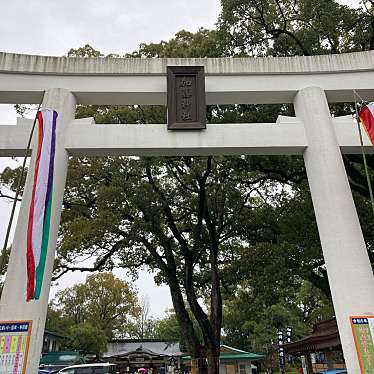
[34,189,53,299]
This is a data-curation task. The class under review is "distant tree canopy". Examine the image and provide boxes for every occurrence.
[46,273,140,355]
[218,0,374,56]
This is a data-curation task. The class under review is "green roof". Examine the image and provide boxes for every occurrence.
[182,345,264,362]
[220,344,264,360]
[44,330,67,339]
[40,351,84,365]
[220,345,254,354]
[220,352,264,361]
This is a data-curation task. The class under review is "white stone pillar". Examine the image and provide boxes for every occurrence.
[294,86,374,373]
[0,89,76,374]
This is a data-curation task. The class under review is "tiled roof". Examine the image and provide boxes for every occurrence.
[283,318,341,354]
[182,344,264,362]
[104,340,184,358]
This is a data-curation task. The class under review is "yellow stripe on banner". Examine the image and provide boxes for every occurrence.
[20,335,27,352]
[10,335,18,352]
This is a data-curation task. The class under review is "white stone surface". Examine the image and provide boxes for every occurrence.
[0,51,374,104]
[0,89,76,374]
[294,86,374,374]
[1,51,374,74]
[1,117,371,157]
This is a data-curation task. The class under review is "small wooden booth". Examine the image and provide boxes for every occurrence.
[283,319,346,373]
[104,339,184,374]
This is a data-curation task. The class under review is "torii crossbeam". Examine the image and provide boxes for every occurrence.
[0,51,373,373]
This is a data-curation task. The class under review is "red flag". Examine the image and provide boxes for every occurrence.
[359,103,374,145]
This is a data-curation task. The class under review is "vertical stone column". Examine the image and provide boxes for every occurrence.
[0,89,76,374]
[294,86,374,373]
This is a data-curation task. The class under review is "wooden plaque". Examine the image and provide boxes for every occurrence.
[167,66,206,130]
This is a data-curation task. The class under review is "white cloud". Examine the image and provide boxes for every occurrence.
[0,0,220,56]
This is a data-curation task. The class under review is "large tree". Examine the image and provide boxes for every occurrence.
[1,1,374,373]
[54,43,297,373]
[220,184,336,364]
[57,152,292,372]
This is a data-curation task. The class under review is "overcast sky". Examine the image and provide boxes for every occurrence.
[0,0,220,318]
[0,0,220,57]
[0,0,362,318]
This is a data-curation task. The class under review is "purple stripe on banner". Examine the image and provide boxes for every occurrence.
[44,110,57,218]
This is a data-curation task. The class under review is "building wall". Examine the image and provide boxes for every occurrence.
[219,361,253,374]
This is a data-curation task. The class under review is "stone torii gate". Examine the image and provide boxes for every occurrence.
[0,51,374,373]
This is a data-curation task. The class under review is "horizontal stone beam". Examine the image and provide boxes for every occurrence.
[0,116,372,157]
[1,73,374,106]
[66,122,307,156]
[0,52,374,104]
[1,51,374,75]
[0,124,33,157]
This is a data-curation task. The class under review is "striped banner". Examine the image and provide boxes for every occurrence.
[26,109,58,301]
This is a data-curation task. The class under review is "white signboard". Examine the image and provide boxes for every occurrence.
[0,321,32,374]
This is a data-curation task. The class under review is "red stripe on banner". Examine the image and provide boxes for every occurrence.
[359,105,374,145]
[26,111,44,301]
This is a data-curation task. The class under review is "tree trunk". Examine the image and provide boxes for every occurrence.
[198,356,208,374]
[206,347,220,374]
[196,347,207,374]
[168,275,201,358]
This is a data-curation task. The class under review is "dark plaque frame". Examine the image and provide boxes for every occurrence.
[167,66,206,130]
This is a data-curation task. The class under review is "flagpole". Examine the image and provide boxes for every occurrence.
[353,89,374,217]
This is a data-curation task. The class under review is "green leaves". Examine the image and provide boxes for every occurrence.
[130,29,225,58]
[52,273,140,342]
[67,45,104,58]
[218,0,373,56]
[68,322,107,356]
